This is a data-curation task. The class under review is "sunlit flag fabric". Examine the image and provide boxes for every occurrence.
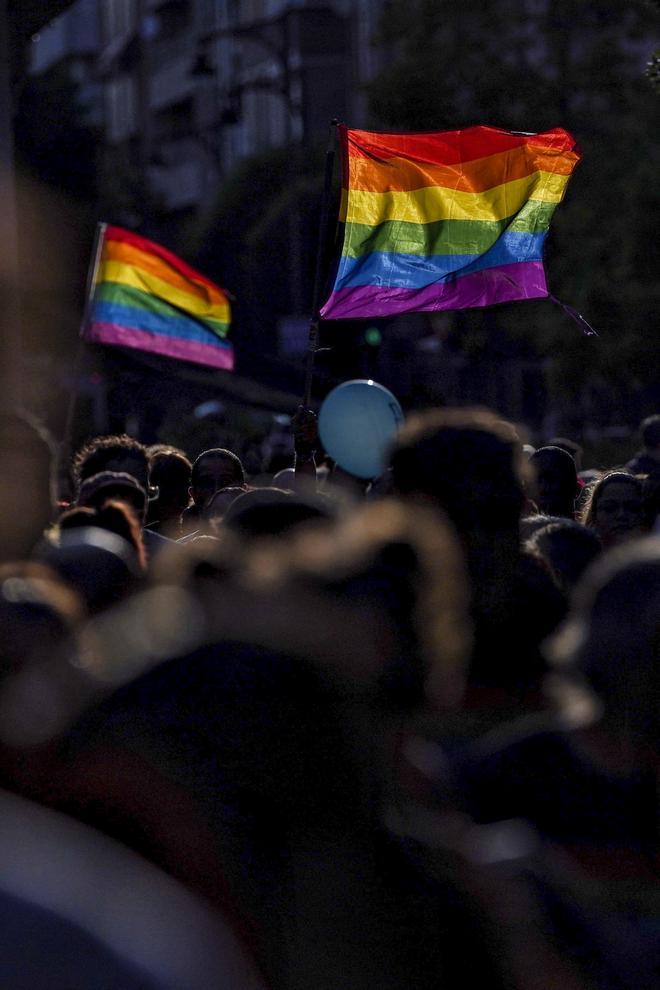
[320,124,581,320]
[83,224,234,371]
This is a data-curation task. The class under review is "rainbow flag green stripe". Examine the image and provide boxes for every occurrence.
[341,200,558,260]
[83,224,234,371]
[320,124,580,320]
[94,282,230,337]
[337,230,547,290]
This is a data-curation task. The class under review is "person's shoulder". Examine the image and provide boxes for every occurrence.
[457,714,570,797]
[456,715,574,822]
[142,528,175,555]
[468,712,564,765]
[176,531,200,544]
[625,452,659,475]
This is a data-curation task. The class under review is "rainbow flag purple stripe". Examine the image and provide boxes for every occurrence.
[320,124,580,320]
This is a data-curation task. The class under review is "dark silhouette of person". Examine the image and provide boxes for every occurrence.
[546,436,583,472]
[221,487,337,541]
[528,445,579,518]
[72,436,172,559]
[625,413,660,477]
[457,537,660,989]
[189,449,246,511]
[180,449,247,539]
[389,408,566,709]
[526,519,602,596]
[146,446,192,538]
[59,497,148,574]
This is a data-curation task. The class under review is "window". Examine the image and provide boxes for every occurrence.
[155,0,191,40]
[101,0,136,42]
[105,73,137,141]
[153,97,195,142]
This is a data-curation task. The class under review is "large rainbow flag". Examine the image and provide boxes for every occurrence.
[320,124,581,320]
[83,224,234,371]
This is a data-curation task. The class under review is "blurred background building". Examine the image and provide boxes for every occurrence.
[8,0,660,463]
[29,0,384,222]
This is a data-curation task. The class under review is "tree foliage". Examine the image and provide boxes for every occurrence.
[187,143,328,366]
[366,0,660,412]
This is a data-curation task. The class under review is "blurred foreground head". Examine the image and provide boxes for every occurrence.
[221,486,338,541]
[0,561,81,679]
[182,497,472,713]
[39,525,144,615]
[390,409,567,700]
[389,407,527,535]
[526,519,602,596]
[0,412,55,562]
[548,536,660,750]
[640,413,660,455]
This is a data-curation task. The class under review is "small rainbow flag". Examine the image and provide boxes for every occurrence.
[83,224,234,371]
[320,124,581,320]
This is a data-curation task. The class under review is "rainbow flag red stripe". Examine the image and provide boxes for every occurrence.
[83,224,234,371]
[320,124,581,320]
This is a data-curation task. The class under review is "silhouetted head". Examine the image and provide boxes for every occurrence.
[222,487,336,541]
[389,408,527,536]
[77,471,148,522]
[73,435,154,499]
[527,519,602,595]
[546,436,583,471]
[641,413,660,452]
[58,498,147,573]
[39,527,143,614]
[519,513,565,543]
[529,445,579,518]
[190,449,245,508]
[549,537,660,750]
[147,447,192,525]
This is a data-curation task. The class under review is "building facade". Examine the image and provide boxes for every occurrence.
[30,0,387,222]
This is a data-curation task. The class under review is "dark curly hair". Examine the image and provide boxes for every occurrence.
[72,435,149,493]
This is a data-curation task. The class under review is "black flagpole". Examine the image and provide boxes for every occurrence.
[59,221,107,494]
[302,119,339,408]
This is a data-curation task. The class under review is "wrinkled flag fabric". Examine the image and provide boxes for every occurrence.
[84,224,233,371]
[320,124,580,320]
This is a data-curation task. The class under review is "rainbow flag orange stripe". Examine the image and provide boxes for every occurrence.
[320,125,580,320]
[83,225,234,371]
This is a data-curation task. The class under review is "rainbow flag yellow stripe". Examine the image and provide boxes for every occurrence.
[339,170,571,225]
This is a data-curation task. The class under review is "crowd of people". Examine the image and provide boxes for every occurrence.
[0,404,658,989]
